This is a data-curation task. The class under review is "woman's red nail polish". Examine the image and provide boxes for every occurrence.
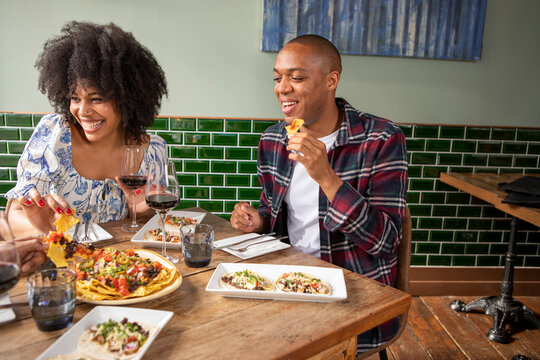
[25,200,32,206]
[56,207,64,214]
[66,208,72,215]
[38,200,45,207]
[135,189,142,195]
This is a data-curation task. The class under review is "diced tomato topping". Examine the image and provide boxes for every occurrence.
[115,276,130,296]
[124,249,135,256]
[74,268,86,280]
[44,231,63,244]
[75,245,92,257]
[103,253,113,262]
[92,249,103,260]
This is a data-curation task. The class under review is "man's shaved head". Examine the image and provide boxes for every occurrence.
[285,34,342,74]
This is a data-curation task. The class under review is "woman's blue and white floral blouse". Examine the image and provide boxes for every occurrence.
[6,113,168,223]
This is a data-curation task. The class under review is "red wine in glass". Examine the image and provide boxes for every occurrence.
[119,175,147,189]
[0,262,20,295]
[146,194,179,211]
[120,145,146,232]
[146,160,180,263]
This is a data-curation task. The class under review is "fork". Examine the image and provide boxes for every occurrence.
[72,222,81,242]
[231,235,289,252]
[80,222,90,242]
[213,232,276,250]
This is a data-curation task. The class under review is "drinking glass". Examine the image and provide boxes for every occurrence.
[26,268,76,331]
[145,160,180,263]
[120,145,147,232]
[0,212,20,296]
[181,224,214,268]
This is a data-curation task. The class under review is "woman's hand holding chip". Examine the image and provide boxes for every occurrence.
[10,188,73,236]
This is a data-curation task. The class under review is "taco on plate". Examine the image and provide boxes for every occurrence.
[77,317,156,360]
[275,272,331,295]
[219,269,275,291]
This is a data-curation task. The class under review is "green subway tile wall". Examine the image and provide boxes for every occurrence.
[1,113,539,268]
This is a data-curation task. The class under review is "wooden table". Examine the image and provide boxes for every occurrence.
[0,208,411,360]
[440,173,540,343]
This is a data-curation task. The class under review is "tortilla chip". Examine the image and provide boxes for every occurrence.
[47,242,69,268]
[54,214,79,233]
[285,118,304,135]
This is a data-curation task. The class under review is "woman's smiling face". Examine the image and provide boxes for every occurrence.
[69,83,123,144]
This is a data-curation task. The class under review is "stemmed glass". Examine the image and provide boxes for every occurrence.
[145,160,180,263]
[0,212,20,297]
[120,145,147,232]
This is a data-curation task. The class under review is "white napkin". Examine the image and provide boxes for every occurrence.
[214,233,290,260]
[66,223,113,243]
[0,294,16,324]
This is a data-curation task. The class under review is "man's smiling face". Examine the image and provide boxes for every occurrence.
[273,43,332,127]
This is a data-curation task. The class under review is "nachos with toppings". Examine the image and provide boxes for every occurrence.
[44,214,93,267]
[75,248,179,301]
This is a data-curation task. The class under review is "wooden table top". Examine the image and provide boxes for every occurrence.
[440,172,540,227]
[0,208,411,360]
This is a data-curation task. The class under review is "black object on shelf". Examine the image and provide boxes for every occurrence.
[498,176,540,208]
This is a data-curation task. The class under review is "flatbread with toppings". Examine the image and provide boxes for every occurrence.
[164,214,198,228]
[275,272,331,295]
[77,317,156,360]
[46,354,91,360]
[143,214,198,244]
[285,118,304,136]
[143,228,181,244]
[219,269,275,291]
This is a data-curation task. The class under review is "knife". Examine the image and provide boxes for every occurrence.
[213,232,276,250]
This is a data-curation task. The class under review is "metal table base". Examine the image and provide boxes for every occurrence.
[450,217,540,343]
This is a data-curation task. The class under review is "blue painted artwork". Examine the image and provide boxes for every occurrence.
[262,0,487,61]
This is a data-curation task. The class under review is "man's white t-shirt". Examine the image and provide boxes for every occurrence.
[284,130,339,258]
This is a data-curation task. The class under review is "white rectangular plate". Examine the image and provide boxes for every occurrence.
[214,233,290,259]
[131,210,206,249]
[36,306,173,360]
[206,263,347,302]
[66,223,113,243]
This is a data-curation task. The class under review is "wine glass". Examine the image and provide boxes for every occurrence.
[145,160,180,263]
[120,145,147,232]
[0,212,21,297]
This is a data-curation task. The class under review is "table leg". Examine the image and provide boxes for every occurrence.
[449,217,540,343]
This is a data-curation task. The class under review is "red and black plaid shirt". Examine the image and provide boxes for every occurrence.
[257,98,408,351]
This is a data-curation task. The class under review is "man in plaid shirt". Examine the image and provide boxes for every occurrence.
[231,34,408,354]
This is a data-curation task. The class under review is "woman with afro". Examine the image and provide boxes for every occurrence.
[6,21,168,237]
